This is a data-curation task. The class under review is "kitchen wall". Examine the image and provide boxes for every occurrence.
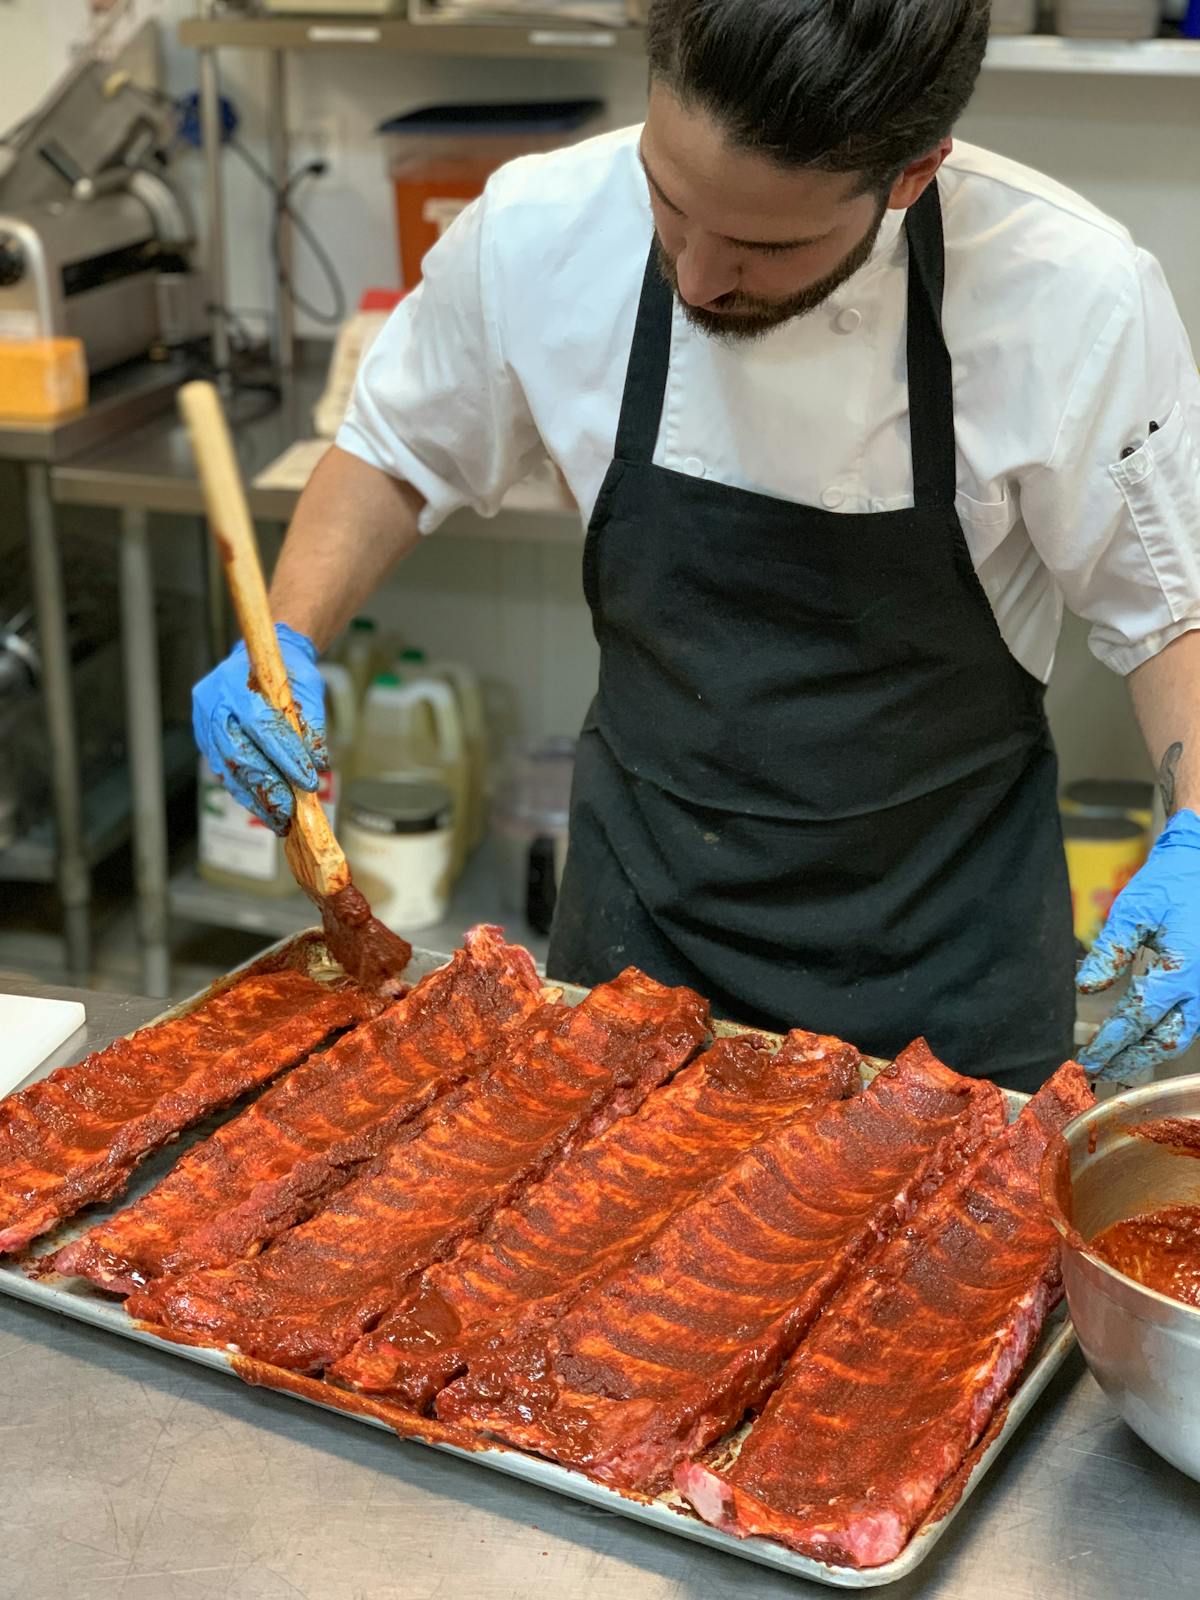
[174,42,1185,777]
[6,7,1192,778]
[0,0,80,126]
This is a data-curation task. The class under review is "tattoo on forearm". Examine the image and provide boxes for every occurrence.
[1159,741,1184,816]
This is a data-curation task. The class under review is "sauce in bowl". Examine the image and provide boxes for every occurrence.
[1092,1205,1200,1310]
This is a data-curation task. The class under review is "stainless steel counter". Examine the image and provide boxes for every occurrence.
[50,368,319,522]
[1,978,1197,1600]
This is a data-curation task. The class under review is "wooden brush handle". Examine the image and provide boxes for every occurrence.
[178,380,350,901]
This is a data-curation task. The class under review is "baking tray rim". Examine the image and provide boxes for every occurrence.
[0,929,1079,1589]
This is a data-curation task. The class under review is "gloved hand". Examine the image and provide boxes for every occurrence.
[192,622,326,834]
[1076,809,1200,1082]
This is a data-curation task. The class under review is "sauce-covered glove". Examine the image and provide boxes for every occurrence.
[1077,810,1200,1082]
[192,622,326,833]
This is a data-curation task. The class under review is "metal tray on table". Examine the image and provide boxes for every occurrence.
[0,931,1077,1589]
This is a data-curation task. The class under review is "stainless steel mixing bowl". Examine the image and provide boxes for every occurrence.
[1042,1075,1200,1482]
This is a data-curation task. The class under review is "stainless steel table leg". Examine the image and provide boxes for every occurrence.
[25,462,90,980]
[118,506,170,999]
[201,514,228,664]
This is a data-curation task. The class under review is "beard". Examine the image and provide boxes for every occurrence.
[655,200,888,343]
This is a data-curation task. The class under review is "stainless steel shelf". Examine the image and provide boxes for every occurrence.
[0,360,185,466]
[50,358,580,539]
[179,14,646,57]
[169,843,551,964]
[178,16,1200,76]
[0,726,195,885]
[986,35,1200,75]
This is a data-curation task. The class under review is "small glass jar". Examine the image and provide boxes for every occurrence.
[343,776,454,933]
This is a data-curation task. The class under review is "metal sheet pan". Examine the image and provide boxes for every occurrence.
[0,932,1078,1589]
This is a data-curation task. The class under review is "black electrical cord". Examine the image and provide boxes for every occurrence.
[230,136,348,328]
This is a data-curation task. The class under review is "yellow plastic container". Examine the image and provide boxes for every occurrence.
[1061,779,1155,832]
[0,338,86,420]
[1063,814,1149,949]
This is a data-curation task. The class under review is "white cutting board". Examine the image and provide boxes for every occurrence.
[0,994,87,1095]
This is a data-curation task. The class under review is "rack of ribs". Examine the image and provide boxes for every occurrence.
[675,1061,1093,1568]
[331,1029,863,1409]
[126,968,710,1373]
[437,1042,1006,1492]
[0,969,380,1256]
[54,929,543,1292]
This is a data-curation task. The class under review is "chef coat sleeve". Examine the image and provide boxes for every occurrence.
[336,184,545,536]
[1018,248,1200,676]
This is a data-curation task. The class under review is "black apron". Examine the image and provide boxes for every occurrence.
[548,183,1075,1094]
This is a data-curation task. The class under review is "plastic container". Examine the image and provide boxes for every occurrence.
[381,650,488,858]
[379,100,603,287]
[1054,0,1158,38]
[342,776,454,932]
[199,661,355,894]
[1062,813,1149,948]
[429,658,488,852]
[339,617,381,707]
[991,0,1038,32]
[197,760,339,896]
[319,661,357,763]
[353,671,471,876]
[1061,778,1156,830]
[491,738,575,936]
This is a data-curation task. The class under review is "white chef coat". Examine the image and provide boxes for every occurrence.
[339,127,1200,682]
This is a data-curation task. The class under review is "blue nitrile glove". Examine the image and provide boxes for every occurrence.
[1077,810,1200,1082]
[192,622,326,834]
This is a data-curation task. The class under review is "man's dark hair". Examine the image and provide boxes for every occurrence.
[645,0,991,194]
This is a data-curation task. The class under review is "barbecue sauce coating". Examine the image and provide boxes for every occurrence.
[129,970,710,1372]
[1133,1118,1200,1159]
[55,930,543,1291]
[1091,1205,1200,1308]
[675,1060,1094,1569]
[439,1043,1008,1492]
[332,1029,863,1408]
[230,1355,487,1452]
[319,883,412,994]
[0,972,379,1256]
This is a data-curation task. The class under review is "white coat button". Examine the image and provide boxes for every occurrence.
[835,308,862,334]
[822,487,845,509]
[682,456,705,477]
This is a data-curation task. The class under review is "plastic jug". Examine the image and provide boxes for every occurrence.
[491,738,575,936]
[392,650,487,858]
[339,616,380,706]
[353,672,471,876]
[430,659,488,852]
[198,662,355,895]
[319,661,357,763]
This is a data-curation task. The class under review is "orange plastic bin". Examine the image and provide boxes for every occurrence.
[379,100,604,287]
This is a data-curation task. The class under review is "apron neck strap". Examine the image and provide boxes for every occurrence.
[613,243,674,466]
[904,180,956,507]
[613,180,956,509]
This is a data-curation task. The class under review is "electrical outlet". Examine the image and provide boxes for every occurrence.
[290,115,339,172]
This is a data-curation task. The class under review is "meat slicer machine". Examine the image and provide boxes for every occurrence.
[0,25,204,376]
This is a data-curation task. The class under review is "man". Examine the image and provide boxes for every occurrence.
[194,0,1200,1094]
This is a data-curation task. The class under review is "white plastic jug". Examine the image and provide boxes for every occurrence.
[319,661,357,761]
[338,616,380,706]
[353,672,471,876]
[430,659,488,851]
